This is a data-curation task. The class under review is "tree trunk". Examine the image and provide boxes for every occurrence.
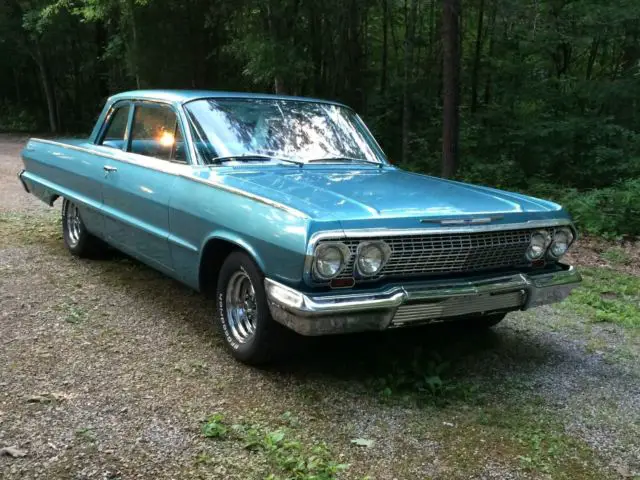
[34,41,57,133]
[124,0,141,89]
[402,0,418,164]
[441,0,461,178]
[267,1,286,94]
[483,0,497,106]
[380,0,389,94]
[470,0,484,113]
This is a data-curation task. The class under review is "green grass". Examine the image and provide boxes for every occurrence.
[422,402,608,479]
[200,414,349,480]
[601,247,633,266]
[0,211,60,246]
[564,267,640,328]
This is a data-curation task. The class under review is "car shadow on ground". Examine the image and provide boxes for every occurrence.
[85,250,576,405]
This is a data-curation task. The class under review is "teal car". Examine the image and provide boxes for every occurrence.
[19,90,581,364]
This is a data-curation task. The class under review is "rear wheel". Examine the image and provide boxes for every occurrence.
[62,198,105,258]
[215,251,288,365]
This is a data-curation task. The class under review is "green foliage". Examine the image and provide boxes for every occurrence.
[202,415,349,479]
[0,103,39,132]
[201,413,228,438]
[1,0,640,236]
[563,268,640,328]
[561,180,640,238]
[371,349,481,406]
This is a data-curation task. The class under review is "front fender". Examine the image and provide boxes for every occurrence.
[199,230,268,274]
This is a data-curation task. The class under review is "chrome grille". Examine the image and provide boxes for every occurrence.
[391,290,525,325]
[319,228,543,281]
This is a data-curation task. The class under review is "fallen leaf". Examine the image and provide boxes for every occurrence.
[351,438,374,447]
[0,446,27,458]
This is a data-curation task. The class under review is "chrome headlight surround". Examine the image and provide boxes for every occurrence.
[526,230,552,261]
[312,242,351,280]
[355,241,392,277]
[548,227,575,259]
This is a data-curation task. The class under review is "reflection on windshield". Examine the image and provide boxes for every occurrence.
[185,98,384,165]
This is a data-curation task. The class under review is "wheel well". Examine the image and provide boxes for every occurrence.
[199,238,245,293]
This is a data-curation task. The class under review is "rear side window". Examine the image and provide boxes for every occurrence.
[100,105,130,149]
[129,104,186,162]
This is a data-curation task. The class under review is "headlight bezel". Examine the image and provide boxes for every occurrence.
[526,230,552,261]
[355,240,392,277]
[312,242,351,280]
[548,227,575,259]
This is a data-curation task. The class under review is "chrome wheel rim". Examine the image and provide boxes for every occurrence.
[66,203,82,246]
[225,271,258,344]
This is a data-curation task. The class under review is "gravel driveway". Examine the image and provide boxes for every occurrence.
[1,134,638,479]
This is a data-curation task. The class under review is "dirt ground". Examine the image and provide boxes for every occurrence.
[1,134,638,479]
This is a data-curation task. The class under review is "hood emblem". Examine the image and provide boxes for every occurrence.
[421,216,503,225]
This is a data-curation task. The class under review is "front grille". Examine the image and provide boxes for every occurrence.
[319,228,543,281]
[391,290,525,325]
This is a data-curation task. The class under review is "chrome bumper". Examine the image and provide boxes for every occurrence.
[18,170,30,193]
[265,265,581,336]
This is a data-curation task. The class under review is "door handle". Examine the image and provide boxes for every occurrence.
[103,165,117,176]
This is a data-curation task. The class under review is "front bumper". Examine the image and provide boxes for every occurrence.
[265,265,581,335]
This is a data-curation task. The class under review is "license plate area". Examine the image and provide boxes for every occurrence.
[391,290,526,326]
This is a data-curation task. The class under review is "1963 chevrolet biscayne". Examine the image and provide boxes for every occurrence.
[19,90,581,364]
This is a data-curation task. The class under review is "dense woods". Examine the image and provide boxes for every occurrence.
[0,0,639,235]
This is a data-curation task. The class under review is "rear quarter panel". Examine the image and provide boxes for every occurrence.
[21,139,105,235]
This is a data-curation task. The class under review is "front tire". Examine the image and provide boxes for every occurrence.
[62,198,105,258]
[216,251,288,365]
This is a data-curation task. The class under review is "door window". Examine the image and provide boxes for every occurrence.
[129,104,186,162]
[100,105,130,149]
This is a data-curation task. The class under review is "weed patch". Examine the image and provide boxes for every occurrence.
[368,349,484,406]
[563,267,640,328]
[200,413,349,479]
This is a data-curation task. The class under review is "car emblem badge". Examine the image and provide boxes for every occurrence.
[420,216,504,225]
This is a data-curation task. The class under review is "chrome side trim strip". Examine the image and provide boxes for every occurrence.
[185,176,309,218]
[28,138,309,219]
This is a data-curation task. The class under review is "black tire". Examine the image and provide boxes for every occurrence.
[61,198,106,258]
[216,251,288,365]
[458,312,507,329]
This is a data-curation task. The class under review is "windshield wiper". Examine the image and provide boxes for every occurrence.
[210,154,303,166]
[306,156,382,166]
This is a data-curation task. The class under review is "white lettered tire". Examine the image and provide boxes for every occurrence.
[216,251,288,364]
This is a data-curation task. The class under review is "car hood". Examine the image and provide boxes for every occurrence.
[193,166,565,226]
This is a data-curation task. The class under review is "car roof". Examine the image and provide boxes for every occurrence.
[108,90,349,108]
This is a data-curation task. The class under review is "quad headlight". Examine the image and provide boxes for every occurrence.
[312,242,350,280]
[355,241,392,276]
[548,227,574,259]
[526,230,551,261]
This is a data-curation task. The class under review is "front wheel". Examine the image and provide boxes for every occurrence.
[216,251,289,365]
[62,198,105,257]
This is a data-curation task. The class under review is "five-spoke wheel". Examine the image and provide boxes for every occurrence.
[62,198,105,257]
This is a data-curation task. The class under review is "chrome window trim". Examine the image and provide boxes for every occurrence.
[97,97,201,166]
[303,219,576,285]
[29,138,308,219]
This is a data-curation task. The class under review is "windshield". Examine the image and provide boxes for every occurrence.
[184,98,385,165]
